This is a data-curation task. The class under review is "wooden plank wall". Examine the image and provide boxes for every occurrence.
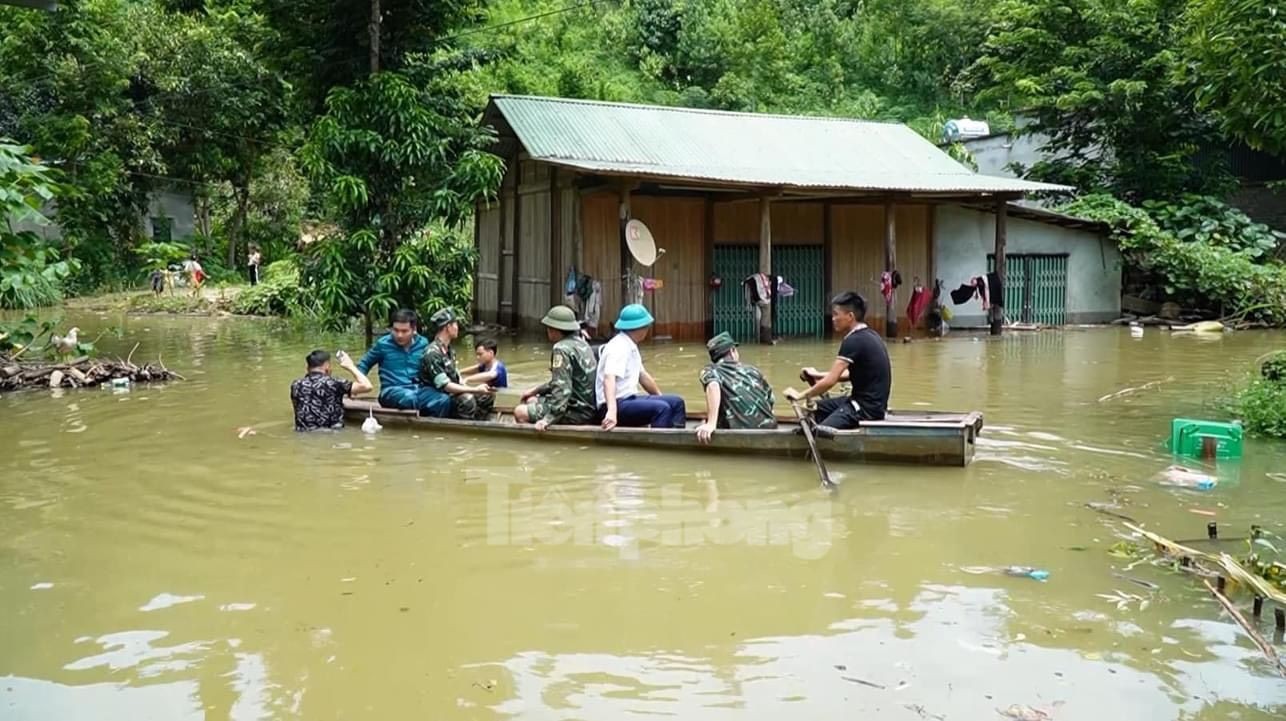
[830,204,931,335]
[631,196,706,340]
[713,201,824,244]
[517,162,552,328]
[581,192,620,336]
[498,160,517,326]
[475,202,502,322]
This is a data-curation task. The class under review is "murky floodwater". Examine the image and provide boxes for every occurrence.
[2,312,1285,720]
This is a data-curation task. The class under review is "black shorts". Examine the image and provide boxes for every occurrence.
[813,397,883,430]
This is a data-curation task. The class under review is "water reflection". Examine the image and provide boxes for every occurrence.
[471,584,1286,720]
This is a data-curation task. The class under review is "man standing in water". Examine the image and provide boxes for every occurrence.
[419,308,495,420]
[290,350,374,431]
[786,291,891,429]
[355,308,449,416]
[694,331,777,443]
[514,305,599,429]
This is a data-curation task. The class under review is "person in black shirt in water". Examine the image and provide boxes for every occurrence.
[785,291,892,429]
[290,349,374,431]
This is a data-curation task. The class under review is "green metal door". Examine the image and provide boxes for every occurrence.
[988,254,1068,325]
[712,246,759,341]
[713,245,824,341]
[772,245,824,338]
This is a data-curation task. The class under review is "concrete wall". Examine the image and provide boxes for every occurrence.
[9,191,195,242]
[934,205,1122,326]
[959,132,1052,180]
[143,190,196,240]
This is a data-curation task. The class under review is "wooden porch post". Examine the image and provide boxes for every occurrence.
[619,181,635,309]
[990,198,1007,335]
[884,199,898,338]
[758,196,773,344]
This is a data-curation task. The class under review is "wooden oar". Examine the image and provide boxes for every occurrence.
[789,397,835,490]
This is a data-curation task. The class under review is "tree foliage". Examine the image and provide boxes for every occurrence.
[1062,193,1286,322]
[0,140,78,309]
[1181,0,1286,156]
[964,0,1233,201]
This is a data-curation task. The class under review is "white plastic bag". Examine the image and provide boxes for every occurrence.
[361,409,382,434]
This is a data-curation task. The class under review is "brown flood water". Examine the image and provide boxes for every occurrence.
[2,312,1285,720]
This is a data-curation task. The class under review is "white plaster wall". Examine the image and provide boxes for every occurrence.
[960,132,1052,180]
[934,205,1122,326]
[7,191,195,242]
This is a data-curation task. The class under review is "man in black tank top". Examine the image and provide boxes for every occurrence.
[785,291,892,429]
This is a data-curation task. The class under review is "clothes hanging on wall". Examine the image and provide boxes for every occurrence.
[880,271,895,304]
[950,276,994,308]
[986,271,1004,309]
[906,278,931,326]
[949,280,977,305]
[743,273,772,307]
[584,280,603,330]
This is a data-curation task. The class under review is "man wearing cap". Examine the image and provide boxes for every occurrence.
[514,305,599,429]
[418,308,496,420]
[355,308,449,415]
[595,303,687,429]
[693,332,777,443]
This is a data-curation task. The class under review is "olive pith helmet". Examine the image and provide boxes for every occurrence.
[706,331,738,361]
[429,307,457,331]
[540,305,581,332]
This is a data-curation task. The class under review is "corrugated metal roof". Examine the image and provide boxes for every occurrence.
[488,95,1072,195]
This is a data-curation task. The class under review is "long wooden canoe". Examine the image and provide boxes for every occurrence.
[343,398,983,467]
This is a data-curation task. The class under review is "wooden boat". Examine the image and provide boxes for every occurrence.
[343,398,983,467]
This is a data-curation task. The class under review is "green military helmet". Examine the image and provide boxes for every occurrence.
[706,331,738,361]
[540,305,581,332]
[429,307,457,331]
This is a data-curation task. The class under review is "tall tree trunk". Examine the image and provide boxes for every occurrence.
[226,184,250,269]
[368,0,381,74]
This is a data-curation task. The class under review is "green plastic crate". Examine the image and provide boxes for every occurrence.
[1170,418,1244,459]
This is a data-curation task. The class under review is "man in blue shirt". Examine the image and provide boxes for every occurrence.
[355,308,449,415]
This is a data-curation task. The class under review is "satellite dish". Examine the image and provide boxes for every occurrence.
[625,219,658,266]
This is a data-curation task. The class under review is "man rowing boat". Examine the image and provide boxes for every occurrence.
[785,291,891,429]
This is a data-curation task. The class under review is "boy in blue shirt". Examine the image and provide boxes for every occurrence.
[462,337,508,389]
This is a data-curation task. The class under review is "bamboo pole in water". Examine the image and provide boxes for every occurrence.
[1202,578,1286,677]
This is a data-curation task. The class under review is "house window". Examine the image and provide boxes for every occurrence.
[151,216,173,242]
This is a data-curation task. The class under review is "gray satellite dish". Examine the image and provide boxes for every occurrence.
[625,219,659,267]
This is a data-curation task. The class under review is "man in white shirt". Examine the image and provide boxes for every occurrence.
[595,304,687,430]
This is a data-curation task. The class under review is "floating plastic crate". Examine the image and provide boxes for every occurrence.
[1170,418,1244,460]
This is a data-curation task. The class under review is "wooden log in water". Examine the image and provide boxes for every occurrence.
[0,353,183,392]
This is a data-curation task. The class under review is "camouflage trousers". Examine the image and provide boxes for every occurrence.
[450,392,495,421]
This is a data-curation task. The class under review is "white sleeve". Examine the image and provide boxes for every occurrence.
[600,342,627,378]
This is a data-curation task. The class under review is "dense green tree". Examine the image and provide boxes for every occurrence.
[1181,0,1286,156]
[0,140,78,309]
[964,0,1231,201]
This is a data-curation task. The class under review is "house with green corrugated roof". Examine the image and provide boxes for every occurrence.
[473,95,1119,342]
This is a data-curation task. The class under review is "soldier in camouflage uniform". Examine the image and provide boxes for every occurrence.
[418,308,496,420]
[694,331,777,443]
[514,305,599,430]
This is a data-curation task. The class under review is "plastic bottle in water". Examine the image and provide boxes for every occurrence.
[1003,566,1050,581]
